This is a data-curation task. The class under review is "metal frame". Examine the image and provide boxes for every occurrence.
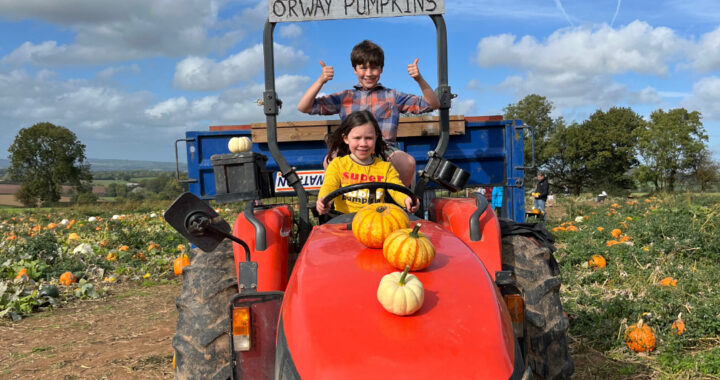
[261,14,452,245]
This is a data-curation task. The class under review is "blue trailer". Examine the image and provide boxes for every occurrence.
[175,115,530,223]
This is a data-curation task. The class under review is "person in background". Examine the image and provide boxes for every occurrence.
[491,186,503,216]
[533,172,549,221]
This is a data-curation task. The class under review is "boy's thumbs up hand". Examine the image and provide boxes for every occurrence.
[319,60,334,83]
[408,58,421,80]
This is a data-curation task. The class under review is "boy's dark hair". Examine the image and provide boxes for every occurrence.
[351,40,384,68]
[326,110,388,162]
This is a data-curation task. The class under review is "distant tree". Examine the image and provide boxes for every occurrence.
[504,94,564,176]
[543,121,611,194]
[7,122,92,206]
[544,107,644,194]
[692,149,719,192]
[635,108,707,192]
[581,107,644,192]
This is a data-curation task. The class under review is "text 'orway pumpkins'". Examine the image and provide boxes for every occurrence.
[352,203,409,248]
[383,223,435,271]
[377,266,424,316]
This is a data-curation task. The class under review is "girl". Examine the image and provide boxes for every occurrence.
[316,110,420,215]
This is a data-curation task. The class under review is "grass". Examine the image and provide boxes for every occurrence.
[548,193,720,378]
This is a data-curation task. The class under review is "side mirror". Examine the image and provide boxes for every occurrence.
[164,192,232,252]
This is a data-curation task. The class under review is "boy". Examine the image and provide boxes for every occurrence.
[297,40,440,187]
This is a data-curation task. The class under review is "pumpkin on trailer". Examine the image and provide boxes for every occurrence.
[383,223,435,271]
[228,136,252,153]
[672,313,686,335]
[59,271,77,286]
[174,254,190,275]
[377,266,424,316]
[624,318,656,353]
[588,254,606,270]
[352,203,409,248]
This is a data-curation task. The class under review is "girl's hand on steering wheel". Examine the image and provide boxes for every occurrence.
[404,196,420,213]
[316,196,330,215]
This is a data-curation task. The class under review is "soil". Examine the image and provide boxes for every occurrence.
[0,282,180,380]
[0,203,648,380]
[0,279,655,380]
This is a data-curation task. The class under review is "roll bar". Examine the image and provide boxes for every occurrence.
[262,14,451,243]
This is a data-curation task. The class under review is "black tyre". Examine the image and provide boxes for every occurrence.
[173,240,237,380]
[501,235,574,380]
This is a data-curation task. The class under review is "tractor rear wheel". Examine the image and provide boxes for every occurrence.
[501,235,574,380]
[173,240,237,380]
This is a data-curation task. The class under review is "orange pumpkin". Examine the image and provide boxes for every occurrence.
[624,318,656,353]
[672,313,686,335]
[15,268,28,279]
[588,254,606,270]
[174,254,190,276]
[352,203,409,248]
[658,276,677,287]
[383,223,435,271]
[59,271,77,286]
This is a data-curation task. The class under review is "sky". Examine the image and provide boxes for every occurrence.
[1,0,719,164]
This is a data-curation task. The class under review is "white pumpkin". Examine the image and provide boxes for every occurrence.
[228,136,252,153]
[377,266,424,316]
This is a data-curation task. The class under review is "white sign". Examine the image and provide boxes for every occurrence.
[269,0,444,23]
[275,170,325,192]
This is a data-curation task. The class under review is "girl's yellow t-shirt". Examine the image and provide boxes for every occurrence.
[318,155,408,213]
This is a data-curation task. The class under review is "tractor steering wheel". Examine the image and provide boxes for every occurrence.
[321,182,418,210]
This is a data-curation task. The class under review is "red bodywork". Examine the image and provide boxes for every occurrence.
[281,218,516,379]
[430,198,503,281]
[232,204,293,292]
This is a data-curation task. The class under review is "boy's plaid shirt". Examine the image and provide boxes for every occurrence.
[311,83,433,145]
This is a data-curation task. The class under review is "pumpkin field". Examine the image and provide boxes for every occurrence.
[1,194,720,379]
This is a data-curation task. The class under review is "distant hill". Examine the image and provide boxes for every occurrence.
[0,158,186,172]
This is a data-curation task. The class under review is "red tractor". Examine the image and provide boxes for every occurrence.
[164,4,573,379]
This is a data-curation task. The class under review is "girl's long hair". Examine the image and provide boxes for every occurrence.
[326,110,388,162]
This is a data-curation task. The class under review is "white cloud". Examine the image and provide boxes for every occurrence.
[691,26,720,73]
[474,20,689,109]
[450,98,476,116]
[96,64,140,80]
[0,0,243,65]
[278,24,302,39]
[628,87,662,105]
[172,43,307,91]
[476,21,683,76]
[145,97,190,119]
[682,76,720,120]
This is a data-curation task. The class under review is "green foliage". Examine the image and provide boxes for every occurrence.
[0,202,201,320]
[544,107,644,194]
[550,194,720,377]
[635,108,708,192]
[503,94,564,181]
[7,122,93,207]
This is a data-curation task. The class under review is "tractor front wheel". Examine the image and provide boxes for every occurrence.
[173,240,237,380]
[501,235,574,380]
